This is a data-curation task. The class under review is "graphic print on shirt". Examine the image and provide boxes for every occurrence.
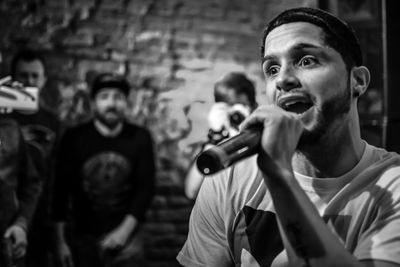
[81,151,132,212]
[243,206,284,266]
[242,206,354,266]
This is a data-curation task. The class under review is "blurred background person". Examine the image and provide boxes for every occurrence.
[184,72,257,200]
[52,73,156,267]
[9,49,62,267]
[0,107,42,265]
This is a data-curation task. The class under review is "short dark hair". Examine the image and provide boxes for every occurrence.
[214,72,257,109]
[261,7,362,69]
[91,72,130,98]
[11,49,46,77]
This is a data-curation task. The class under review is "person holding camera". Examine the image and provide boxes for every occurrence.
[184,72,257,200]
[9,49,62,267]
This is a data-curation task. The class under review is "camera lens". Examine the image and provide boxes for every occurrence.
[229,111,246,129]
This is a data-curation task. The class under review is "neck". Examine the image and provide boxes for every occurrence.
[94,119,123,137]
[293,110,365,178]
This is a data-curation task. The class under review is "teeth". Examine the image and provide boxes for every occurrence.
[283,100,306,108]
[277,94,312,113]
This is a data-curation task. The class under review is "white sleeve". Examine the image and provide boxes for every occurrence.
[353,172,400,264]
[177,171,233,267]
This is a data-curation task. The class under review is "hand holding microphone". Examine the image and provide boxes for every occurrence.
[197,105,304,176]
[197,129,261,175]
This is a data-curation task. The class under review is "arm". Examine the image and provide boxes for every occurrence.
[54,222,74,267]
[261,166,399,267]
[177,170,233,267]
[3,126,43,260]
[101,129,155,251]
[52,129,74,267]
[184,162,205,200]
[100,214,138,251]
[184,143,214,200]
[126,129,156,223]
[52,129,74,224]
[241,106,397,267]
[14,133,43,232]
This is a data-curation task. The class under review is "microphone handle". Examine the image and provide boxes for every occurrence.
[196,130,261,175]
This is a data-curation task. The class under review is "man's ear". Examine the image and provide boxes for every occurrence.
[351,66,370,98]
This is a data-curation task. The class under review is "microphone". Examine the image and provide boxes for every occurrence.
[196,129,261,175]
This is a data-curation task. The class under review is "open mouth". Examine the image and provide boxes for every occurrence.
[278,95,313,114]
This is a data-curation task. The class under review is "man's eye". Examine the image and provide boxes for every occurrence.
[266,65,280,76]
[298,56,317,67]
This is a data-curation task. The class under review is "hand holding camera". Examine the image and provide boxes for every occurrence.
[207,102,250,144]
[0,76,39,112]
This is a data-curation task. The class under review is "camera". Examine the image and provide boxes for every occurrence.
[229,111,246,130]
[228,104,250,130]
[0,76,39,111]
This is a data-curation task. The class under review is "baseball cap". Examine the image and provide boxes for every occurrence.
[91,73,130,98]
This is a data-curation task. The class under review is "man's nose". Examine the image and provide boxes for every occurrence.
[106,96,118,106]
[275,65,300,92]
[27,75,36,87]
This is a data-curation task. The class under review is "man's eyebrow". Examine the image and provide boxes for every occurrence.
[262,43,323,64]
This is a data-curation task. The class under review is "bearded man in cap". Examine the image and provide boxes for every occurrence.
[52,73,156,267]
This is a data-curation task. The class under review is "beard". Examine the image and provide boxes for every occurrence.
[298,82,352,149]
[95,108,124,129]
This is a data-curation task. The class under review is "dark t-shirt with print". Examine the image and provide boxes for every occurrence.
[53,121,156,235]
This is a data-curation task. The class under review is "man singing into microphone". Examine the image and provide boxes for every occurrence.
[177,7,400,267]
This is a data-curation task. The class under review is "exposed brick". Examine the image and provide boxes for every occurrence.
[167,195,192,207]
[61,29,94,47]
[71,0,95,9]
[175,222,190,235]
[146,261,181,267]
[227,6,251,22]
[146,247,182,260]
[196,19,256,36]
[156,208,192,223]
[146,234,187,247]
[156,182,184,196]
[202,5,225,19]
[151,195,168,208]
[126,0,155,16]
[144,222,177,235]
[45,0,69,10]
[100,0,124,11]
[179,2,202,17]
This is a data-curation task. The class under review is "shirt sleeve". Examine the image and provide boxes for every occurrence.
[127,129,156,222]
[353,172,400,264]
[51,128,74,222]
[15,132,43,231]
[177,171,233,267]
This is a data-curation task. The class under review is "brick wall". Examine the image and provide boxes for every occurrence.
[0,0,317,266]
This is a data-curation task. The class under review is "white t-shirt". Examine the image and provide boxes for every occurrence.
[177,143,400,266]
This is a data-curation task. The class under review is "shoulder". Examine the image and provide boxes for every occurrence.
[123,122,153,139]
[361,144,400,203]
[199,156,264,212]
[366,144,400,182]
[62,121,93,138]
